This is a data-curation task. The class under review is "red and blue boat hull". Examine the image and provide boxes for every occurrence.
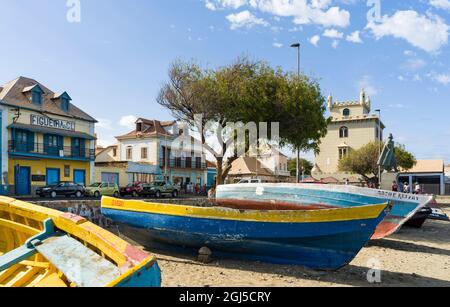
[102,197,388,270]
[216,184,434,240]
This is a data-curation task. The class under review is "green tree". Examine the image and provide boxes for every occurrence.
[288,159,313,177]
[338,141,416,185]
[157,57,328,188]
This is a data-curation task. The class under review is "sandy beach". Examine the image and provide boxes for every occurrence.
[111,205,450,287]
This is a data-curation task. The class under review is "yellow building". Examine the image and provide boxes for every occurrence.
[0,77,96,196]
[313,89,385,182]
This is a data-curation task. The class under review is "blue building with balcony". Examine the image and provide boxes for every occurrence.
[0,77,97,196]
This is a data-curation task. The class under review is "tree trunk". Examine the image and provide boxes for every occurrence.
[216,157,224,187]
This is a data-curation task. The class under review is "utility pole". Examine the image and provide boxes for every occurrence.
[291,43,301,183]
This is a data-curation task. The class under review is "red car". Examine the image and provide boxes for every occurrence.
[119,182,144,197]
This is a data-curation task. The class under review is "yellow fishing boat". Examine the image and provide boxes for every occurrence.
[0,196,161,287]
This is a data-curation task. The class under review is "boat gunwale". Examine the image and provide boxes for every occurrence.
[216,183,434,234]
[101,196,389,224]
[0,196,159,287]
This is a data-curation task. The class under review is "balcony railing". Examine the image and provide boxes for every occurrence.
[160,158,206,170]
[8,141,95,161]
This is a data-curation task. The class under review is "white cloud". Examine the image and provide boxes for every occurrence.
[331,39,339,49]
[96,118,114,131]
[430,0,450,11]
[226,10,269,30]
[273,42,283,48]
[248,0,350,28]
[206,0,248,10]
[323,28,344,39]
[346,31,363,43]
[404,58,427,71]
[366,10,449,53]
[404,50,416,57]
[309,35,320,46]
[358,75,378,96]
[428,72,450,85]
[119,115,138,129]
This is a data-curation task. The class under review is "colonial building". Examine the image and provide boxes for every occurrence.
[313,89,385,182]
[226,148,291,183]
[95,118,209,187]
[0,77,96,195]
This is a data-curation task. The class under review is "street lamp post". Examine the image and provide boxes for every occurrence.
[291,43,301,183]
[375,109,382,188]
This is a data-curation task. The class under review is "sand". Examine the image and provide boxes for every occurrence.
[114,206,450,287]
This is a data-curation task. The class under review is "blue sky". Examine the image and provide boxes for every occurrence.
[0,0,449,162]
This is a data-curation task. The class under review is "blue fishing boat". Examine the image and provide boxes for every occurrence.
[101,197,388,270]
[216,183,434,240]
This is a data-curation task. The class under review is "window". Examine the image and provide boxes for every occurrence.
[339,148,349,160]
[32,89,43,105]
[141,147,148,159]
[61,98,69,112]
[126,147,133,160]
[136,123,143,132]
[112,148,117,157]
[48,135,59,147]
[340,127,349,138]
[196,157,202,169]
[343,108,350,117]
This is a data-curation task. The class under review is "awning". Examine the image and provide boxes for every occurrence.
[8,123,96,140]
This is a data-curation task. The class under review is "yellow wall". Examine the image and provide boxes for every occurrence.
[94,165,129,187]
[8,158,90,187]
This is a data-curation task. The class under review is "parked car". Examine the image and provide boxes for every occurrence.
[36,182,85,198]
[237,179,265,184]
[119,182,144,197]
[86,182,120,198]
[139,181,179,198]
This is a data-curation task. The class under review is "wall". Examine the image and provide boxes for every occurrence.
[119,138,158,164]
[315,119,379,174]
[8,158,90,195]
[94,164,129,187]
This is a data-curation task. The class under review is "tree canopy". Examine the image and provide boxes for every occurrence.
[288,159,313,177]
[157,57,329,187]
[338,141,417,184]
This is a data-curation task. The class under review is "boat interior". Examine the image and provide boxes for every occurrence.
[0,198,137,287]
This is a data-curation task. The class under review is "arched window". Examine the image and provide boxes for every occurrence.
[343,108,350,117]
[340,126,349,138]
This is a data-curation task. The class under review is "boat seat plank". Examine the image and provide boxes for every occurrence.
[35,235,121,287]
[0,244,37,272]
[0,219,55,272]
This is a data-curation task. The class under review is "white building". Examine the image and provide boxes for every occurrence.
[95,118,209,187]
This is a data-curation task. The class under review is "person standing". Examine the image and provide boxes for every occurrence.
[392,181,398,192]
[403,182,410,194]
[398,181,404,193]
[415,182,422,195]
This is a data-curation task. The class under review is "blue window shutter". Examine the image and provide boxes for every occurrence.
[58,136,64,150]
[44,134,49,153]
[27,131,34,151]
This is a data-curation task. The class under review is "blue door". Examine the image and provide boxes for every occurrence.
[46,168,60,186]
[74,169,86,186]
[15,166,31,195]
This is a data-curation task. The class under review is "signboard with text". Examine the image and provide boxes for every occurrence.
[30,114,76,131]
